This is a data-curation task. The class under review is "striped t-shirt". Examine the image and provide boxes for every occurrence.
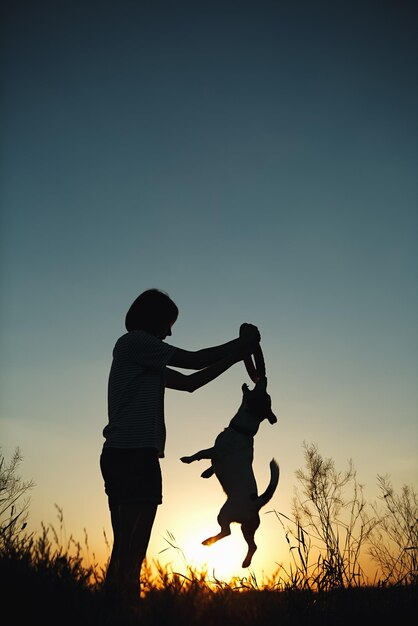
[103,330,177,456]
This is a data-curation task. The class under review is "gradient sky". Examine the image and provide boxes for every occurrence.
[1,0,417,581]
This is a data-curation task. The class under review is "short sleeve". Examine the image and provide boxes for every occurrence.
[115,330,177,370]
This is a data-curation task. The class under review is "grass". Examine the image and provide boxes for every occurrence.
[0,508,418,626]
[1,550,417,626]
[1,535,417,626]
[1,446,417,625]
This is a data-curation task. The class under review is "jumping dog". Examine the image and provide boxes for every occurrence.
[181,339,279,568]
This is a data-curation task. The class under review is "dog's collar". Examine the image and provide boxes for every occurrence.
[229,422,253,438]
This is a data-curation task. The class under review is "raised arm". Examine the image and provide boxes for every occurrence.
[166,352,240,392]
[167,324,260,370]
[165,323,260,392]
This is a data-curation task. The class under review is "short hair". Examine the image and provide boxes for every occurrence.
[125,289,179,333]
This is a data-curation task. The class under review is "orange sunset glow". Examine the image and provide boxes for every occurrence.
[2,1,417,624]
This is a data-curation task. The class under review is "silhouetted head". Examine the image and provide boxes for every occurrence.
[125,289,178,338]
[241,379,277,424]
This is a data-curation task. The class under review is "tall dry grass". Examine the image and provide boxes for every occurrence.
[1,446,417,625]
[269,442,375,590]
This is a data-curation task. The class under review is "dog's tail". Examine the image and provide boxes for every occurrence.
[256,459,280,510]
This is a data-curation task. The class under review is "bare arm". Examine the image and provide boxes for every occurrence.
[165,352,240,392]
[167,324,260,370]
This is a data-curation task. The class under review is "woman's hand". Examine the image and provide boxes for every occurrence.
[239,323,261,344]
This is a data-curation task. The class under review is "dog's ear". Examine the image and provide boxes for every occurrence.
[241,383,250,395]
[267,409,278,425]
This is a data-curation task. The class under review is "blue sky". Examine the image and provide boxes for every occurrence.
[1,0,417,580]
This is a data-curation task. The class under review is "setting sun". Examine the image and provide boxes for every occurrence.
[175,523,254,582]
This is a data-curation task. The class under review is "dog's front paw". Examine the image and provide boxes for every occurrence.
[201,467,214,479]
[180,456,192,464]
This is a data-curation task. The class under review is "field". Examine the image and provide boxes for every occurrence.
[1,445,417,625]
[2,550,417,626]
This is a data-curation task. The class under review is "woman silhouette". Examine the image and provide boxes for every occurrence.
[100,288,260,609]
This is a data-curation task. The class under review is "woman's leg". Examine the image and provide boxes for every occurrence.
[128,502,158,592]
[110,501,158,602]
[104,503,121,594]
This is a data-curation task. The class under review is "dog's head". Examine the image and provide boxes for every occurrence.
[241,378,277,425]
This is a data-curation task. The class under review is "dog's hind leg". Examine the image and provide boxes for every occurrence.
[202,524,231,546]
[180,447,215,464]
[202,505,232,546]
[241,517,260,568]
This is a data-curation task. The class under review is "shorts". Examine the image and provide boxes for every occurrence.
[100,446,162,508]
